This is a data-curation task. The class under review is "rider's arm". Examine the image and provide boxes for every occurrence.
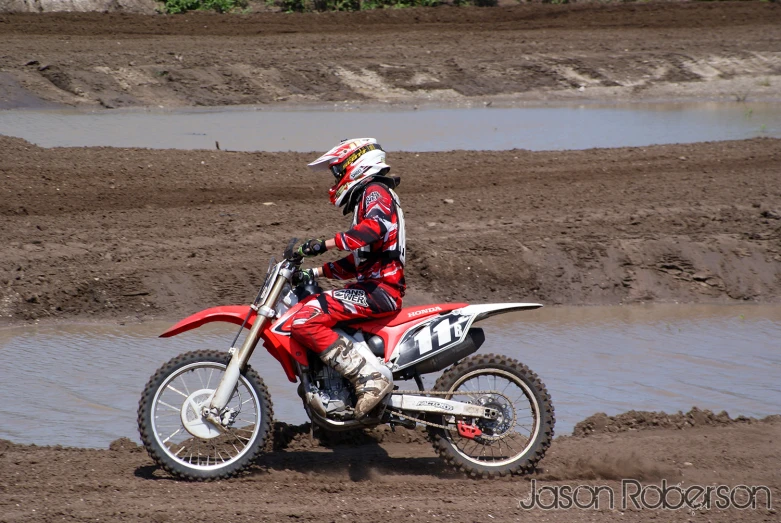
[318,255,357,280]
[312,185,393,279]
[333,185,393,251]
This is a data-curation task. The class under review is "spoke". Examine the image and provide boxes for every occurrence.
[163,428,183,444]
[174,446,186,457]
[181,374,191,396]
[503,437,518,455]
[462,439,478,457]
[230,431,247,450]
[513,393,529,405]
[157,400,182,412]
[166,385,189,399]
[500,379,512,396]
[241,398,254,405]
[207,368,215,389]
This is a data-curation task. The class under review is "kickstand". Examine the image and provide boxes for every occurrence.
[414,373,424,391]
[309,422,314,445]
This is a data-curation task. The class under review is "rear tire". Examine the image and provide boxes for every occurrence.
[427,353,554,478]
[138,350,273,481]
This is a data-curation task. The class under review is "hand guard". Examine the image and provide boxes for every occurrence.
[297,238,327,258]
[292,268,316,286]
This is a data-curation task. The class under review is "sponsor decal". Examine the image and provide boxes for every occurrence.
[416,400,454,411]
[408,306,442,318]
[340,143,377,171]
[333,289,369,307]
[365,190,381,204]
[350,166,368,180]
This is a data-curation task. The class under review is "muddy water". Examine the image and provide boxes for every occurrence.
[1,304,779,448]
[0,102,779,152]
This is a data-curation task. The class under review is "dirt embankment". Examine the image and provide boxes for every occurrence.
[0,0,159,14]
[0,2,780,109]
[1,411,779,522]
[1,135,780,324]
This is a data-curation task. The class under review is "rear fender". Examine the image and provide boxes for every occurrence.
[385,302,542,372]
[455,302,542,323]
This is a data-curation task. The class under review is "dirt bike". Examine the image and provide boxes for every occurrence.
[137,238,554,480]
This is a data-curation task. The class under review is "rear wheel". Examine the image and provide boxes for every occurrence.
[427,353,554,478]
[138,350,273,481]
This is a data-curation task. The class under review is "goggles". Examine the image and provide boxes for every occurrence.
[329,143,382,180]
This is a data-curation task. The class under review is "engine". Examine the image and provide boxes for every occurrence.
[310,364,354,418]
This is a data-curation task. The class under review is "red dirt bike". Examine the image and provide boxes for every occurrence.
[138,239,554,480]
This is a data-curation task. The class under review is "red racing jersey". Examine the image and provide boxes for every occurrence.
[321,181,406,296]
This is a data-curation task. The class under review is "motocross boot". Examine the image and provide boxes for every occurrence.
[320,336,393,419]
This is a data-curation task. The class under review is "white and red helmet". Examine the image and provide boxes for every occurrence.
[308,138,390,208]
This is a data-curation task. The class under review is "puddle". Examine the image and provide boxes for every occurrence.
[1,304,779,448]
[0,102,779,152]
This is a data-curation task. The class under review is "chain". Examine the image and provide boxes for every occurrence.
[385,390,518,437]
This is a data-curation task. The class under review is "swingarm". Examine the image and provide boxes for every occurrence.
[386,394,500,420]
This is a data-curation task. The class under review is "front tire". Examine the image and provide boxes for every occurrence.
[138,350,273,481]
[427,353,554,478]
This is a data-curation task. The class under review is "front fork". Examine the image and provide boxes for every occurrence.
[204,268,292,425]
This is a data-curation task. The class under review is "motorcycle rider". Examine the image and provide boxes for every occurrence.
[290,138,406,419]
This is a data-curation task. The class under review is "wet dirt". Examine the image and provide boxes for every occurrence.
[1,135,780,324]
[1,413,779,522]
[0,3,780,109]
[3,305,780,448]
[2,5,780,521]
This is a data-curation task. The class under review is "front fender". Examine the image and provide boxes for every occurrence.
[160,305,256,338]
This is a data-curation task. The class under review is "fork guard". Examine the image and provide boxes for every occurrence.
[387,394,499,419]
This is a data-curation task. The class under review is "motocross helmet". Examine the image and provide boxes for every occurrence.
[308,138,391,211]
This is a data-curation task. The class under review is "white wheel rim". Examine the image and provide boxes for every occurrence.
[444,368,541,468]
[150,361,262,472]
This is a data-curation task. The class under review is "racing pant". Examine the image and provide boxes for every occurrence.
[290,281,402,354]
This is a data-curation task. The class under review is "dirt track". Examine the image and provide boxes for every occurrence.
[2,135,780,323]
[1,2,780,108]
[1,411,779,522]
[1,4,781,521]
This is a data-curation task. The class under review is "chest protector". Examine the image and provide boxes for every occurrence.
[351,185,406,268]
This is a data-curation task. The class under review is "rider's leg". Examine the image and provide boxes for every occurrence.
[291,283,399,418]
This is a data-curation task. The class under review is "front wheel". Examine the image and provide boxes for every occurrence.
[427,353,555,478]
[137,350,273,480]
